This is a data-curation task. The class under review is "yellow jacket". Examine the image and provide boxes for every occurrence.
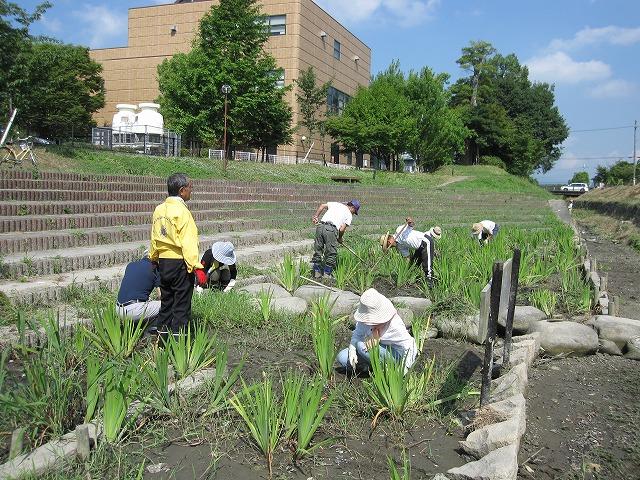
[149,197,202,273]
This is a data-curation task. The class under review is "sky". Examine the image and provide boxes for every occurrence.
[18,0,640,184]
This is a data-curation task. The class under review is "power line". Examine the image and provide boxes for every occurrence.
[569,125,634,133]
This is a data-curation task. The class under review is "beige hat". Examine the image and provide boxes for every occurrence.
[354,288,397,325]
[429,226,442,239]
[471,223,484,235]
[379,232,392,252]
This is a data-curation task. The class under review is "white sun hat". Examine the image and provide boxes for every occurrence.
[353,288,397,325]
[428,226,442,239]
[211,241,236,265]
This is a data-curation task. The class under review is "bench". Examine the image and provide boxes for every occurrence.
[331,176,361,184]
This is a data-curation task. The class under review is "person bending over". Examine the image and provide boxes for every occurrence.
[198,241,237,292]
[471,220,500,246]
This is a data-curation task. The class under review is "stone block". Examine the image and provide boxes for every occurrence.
[397,307,414,327]
[294,286,360,317]
[448,444,518,480]
[587,315,640,349]
[598,339,623,356]
[489,363,528,403]
[512,331,541,354]
[390,296,432,317]
[529,321,598,357]
[238,282,292,299]
[625,336,640,360]
[498,306,546,334]
[460,415,523,459]
[271,296,308,316]
[439,314,483,344]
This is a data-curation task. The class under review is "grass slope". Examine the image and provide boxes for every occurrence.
[33,145,550,197]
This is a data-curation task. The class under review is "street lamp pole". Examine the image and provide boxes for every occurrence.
[221,84,231,171]
[633,119,637,186]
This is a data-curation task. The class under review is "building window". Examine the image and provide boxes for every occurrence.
[327,86,350,115]
[266,15,286,35]
[333,40,341,60]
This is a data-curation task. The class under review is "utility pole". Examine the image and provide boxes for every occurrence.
[633,120,637,186]
[221,84,231,172]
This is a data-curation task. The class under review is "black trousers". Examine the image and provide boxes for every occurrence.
[410,236,435,280]
[158,258,194,332]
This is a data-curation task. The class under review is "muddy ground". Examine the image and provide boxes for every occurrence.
[142,338,484,480]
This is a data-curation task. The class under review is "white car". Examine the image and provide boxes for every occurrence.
[560,183,589,193]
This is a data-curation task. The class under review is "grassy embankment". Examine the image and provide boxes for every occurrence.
[574,185,640,252]
[34,145,550,197]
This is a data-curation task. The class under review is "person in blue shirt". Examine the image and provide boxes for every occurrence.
[115,252,161,325]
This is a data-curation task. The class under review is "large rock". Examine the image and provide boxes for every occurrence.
[598,339,623,356]
[625,336,640,361]
[397,308,414,327]
[498,306,546,334]
[529,321,598,357]
[448,444,518,480]
[293,286,360,317]
[460,394,526,459]
[438,314,483,344]
[587,315,640,349]
[271,296,308,316]
[238,282,291,299]
[390,296,432,317]
[490,363,528,403]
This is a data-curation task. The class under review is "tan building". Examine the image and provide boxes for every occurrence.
[90,0,371,164]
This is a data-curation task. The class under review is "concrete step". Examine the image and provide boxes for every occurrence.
[0,217,310,254]
[0,239,314,306]
[1,228,314,278]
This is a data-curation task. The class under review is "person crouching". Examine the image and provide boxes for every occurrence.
[471,220,500,246]
[198,241,237,293]
[336,288,417,374]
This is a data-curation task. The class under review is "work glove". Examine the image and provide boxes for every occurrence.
[223,279,236,293]
[194,269,207,287]
[195,286,204,295]
[348,344,358,369]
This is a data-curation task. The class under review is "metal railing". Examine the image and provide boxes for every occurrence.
[92,126,181,157]
[208,148,359,169]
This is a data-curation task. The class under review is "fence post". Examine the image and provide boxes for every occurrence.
[480,261,503,407]
[503,249,521,369]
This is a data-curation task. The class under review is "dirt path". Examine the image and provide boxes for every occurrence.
[577,222,640,320]
[549,199,572,225]
[519,354,640,479]
[435,176,470,188]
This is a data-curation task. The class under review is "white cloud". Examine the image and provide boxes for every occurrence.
[39,14,63,34]
[315,0,440,26]
[72,5,127,48]
[588,79,637,98]
[525,52,611,84]
[549,25,640,51]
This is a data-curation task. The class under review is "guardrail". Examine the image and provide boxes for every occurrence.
[208,149,357,170]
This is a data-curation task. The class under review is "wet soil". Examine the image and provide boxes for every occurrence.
[519,354,640,480]
[142,338,484,480]
[577,222,640,320]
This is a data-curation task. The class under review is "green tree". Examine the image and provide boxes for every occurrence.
[157,0,292,153]
[569,171,589,184]
[295,67,331,141]
[593,161,634,186]
[14,42,104,139]
[404,67,467,171]
[451,43,568,176]
[0,0,51,117]
[325,64,414,171]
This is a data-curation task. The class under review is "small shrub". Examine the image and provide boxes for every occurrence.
[84,306,145,359]
[529,289,558,318]
[166,324,217,379]
[310,295,338,381]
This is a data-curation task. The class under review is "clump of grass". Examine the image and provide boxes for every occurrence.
[275,253,308,292]
[257,289,273,323]
[388,451,411,480]
[363,346,412,420]
[143,346,172,413]
[84,306,144,359]
[310,295,338,381]
[204,347,244,416]
[166,324,218,379]
[410,314,432,353]
[193,290,262,328]
[529,289,558,318]
[229,377,282,477]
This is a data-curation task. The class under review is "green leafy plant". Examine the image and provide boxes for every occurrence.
[411,314,432,354]
[392,256,421,289]
[229,377,283,477]
[102,362,143,444]
[204,347,244,416]
[363,346,411,420]
[310,295,338,381]
[166,325,217,379]
[529,289,558,318]
[292,378,336,461]
[84,306,145,358]
[257,289,273,323]
[388,451,411,480]
[275,253,308,292]
[281,371,304,440]
[143,347,172,413]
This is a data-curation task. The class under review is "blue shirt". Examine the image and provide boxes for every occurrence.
[117,257,160,304]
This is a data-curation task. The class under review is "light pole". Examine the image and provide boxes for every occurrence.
[633,119,637,186]
[221,84,231,171]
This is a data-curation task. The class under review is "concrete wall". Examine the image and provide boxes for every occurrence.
[89,0,371,163]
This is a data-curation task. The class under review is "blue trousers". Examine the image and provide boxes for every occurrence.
[336,341,403,369]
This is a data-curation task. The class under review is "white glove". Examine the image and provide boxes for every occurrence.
[223,279,236,293]
[348,344,358,369]
[195,286,204,295]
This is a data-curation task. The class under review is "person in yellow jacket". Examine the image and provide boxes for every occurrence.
[150,173,206,338]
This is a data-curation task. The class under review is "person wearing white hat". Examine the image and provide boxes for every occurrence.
[471,220,499,246]
[198,241,237,292]
[380,218,442,287]
[336,288,417,374]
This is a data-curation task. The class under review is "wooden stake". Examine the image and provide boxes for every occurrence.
[480,261,503,407]
[503,249,521,369]
[300,275,340,292]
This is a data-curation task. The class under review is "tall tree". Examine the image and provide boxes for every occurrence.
[157,0,292,152]
[404,67,467,171]
[593,161,634,185]
[15,42,105,139]
[295,66,331,160]
[569,171,589,184]
[456,40,496,108]
[0,0,51,117]
[451,43,568,176]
